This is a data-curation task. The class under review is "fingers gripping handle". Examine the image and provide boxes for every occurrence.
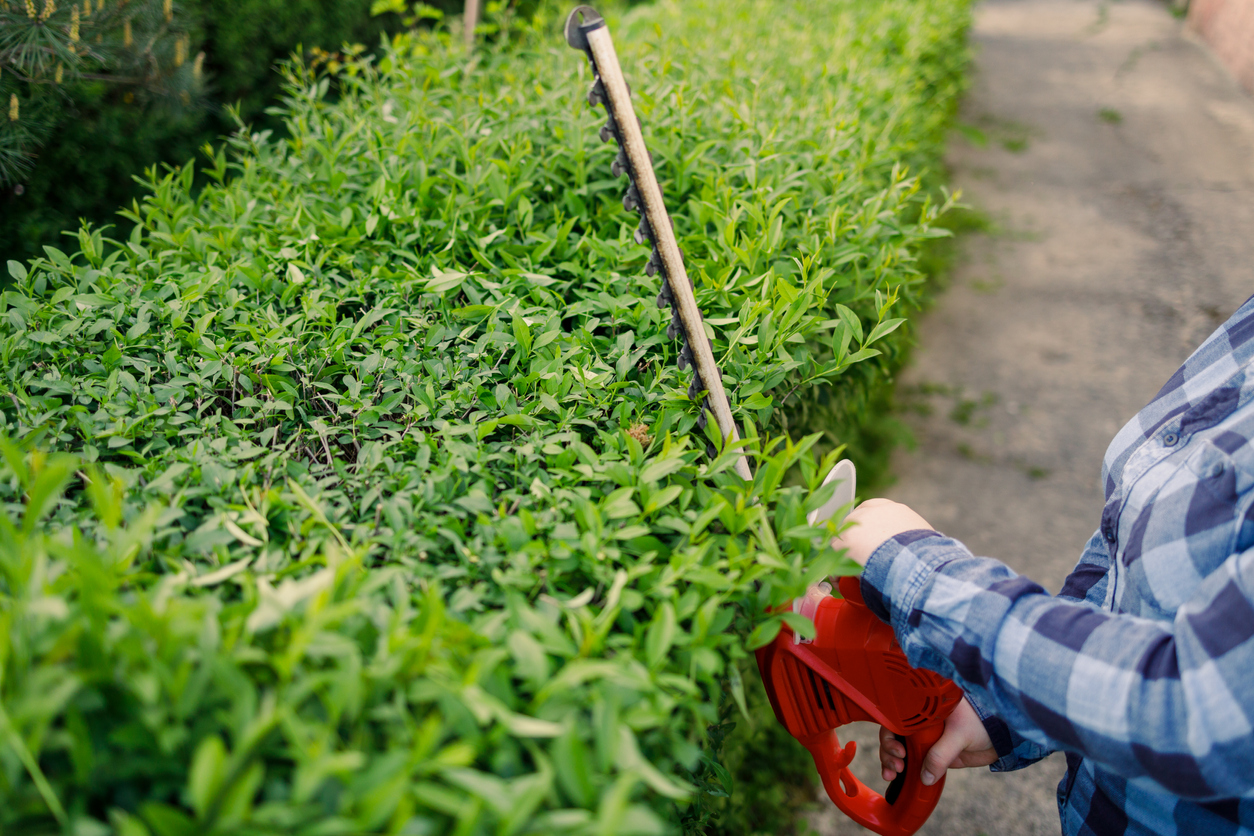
[807,723,946,836]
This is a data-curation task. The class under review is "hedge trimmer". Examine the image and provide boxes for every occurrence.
[564,7,961,835]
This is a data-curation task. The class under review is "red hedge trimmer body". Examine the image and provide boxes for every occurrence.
[756,576,961,835]
[563,8,962,833]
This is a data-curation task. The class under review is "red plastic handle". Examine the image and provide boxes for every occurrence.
[805,721,946,836]
[754,575,962,836]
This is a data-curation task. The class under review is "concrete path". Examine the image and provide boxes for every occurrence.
[807,1,1254,833]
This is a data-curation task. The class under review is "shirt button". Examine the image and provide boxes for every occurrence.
[1210,463,1225,478]
[1103,525,1117,542]
[1163,432,1179,446]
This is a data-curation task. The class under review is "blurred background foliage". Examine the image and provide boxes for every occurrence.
[1,0,402,263]
[0,0,659,266]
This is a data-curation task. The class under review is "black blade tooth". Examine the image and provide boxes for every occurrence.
[678,342,694,371]
[656,280,673,309]
[600,121,615,143]
[646,249,662,277]
[610,149,629,178]
[588,77,605,107]
[666,309,682,339]
[623,183,641,213]
[695,409,708,430]
[634,218,651,245]
[706,440,718,459]
[688,373,705,401]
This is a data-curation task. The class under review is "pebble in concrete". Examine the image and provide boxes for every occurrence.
[807,0,1254,833]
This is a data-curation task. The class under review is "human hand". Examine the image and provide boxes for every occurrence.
[879,697,998,786]
[831,498,934,567]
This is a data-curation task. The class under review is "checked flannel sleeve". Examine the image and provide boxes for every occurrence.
[860,529,1254,800]
[963,529,1116,773]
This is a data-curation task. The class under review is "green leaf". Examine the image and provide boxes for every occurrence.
[214,760,264,828]
[865,317,906,346]
[507,631,550,684]
[108,811,153,836]
[497,711,563,738]
[554,726,595,808]
[139,803,195,836]
[616,726,693,799]
[476,414,534,439]
[645,602,677,669]
[187,736,227,819]
[845,347,882,365]
[602,487,640,519]
[780,611,815,641]
[512,311,532,359]
[191,557,252,587]
[746,615,783,650]
[728,663,750,721]
[426,269,469,294]
[126,319,150,340]
[411,3,444,20]
[834,303,864,343]
[7,260,27,282]
[21,454,76,534]
[451,305,495,321]
[639,456,684,483]
[643,484,682,514]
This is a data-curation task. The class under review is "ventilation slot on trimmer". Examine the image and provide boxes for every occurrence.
[808,667,839,714]
[780,656,826,735]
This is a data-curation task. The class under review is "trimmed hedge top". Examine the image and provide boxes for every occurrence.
[0,1,970,834]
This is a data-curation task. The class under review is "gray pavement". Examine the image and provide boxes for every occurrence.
[806,0,1254,833]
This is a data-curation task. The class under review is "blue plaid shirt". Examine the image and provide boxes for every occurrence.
[860,295,1254,835]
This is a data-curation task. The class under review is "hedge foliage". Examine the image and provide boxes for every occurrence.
[0,0,971,833]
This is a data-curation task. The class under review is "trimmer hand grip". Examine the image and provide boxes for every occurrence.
[808,723,946,836]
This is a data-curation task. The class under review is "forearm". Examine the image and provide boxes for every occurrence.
[861,531,1254,799]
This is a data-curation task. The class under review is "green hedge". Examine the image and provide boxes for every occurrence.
[0,1,970,833]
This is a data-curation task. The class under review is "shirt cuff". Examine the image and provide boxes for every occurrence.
[962,689,1054,772]
[858,528,951,628]
[859,529,1057,773]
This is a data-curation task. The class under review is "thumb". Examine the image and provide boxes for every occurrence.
[920,726,967,787]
